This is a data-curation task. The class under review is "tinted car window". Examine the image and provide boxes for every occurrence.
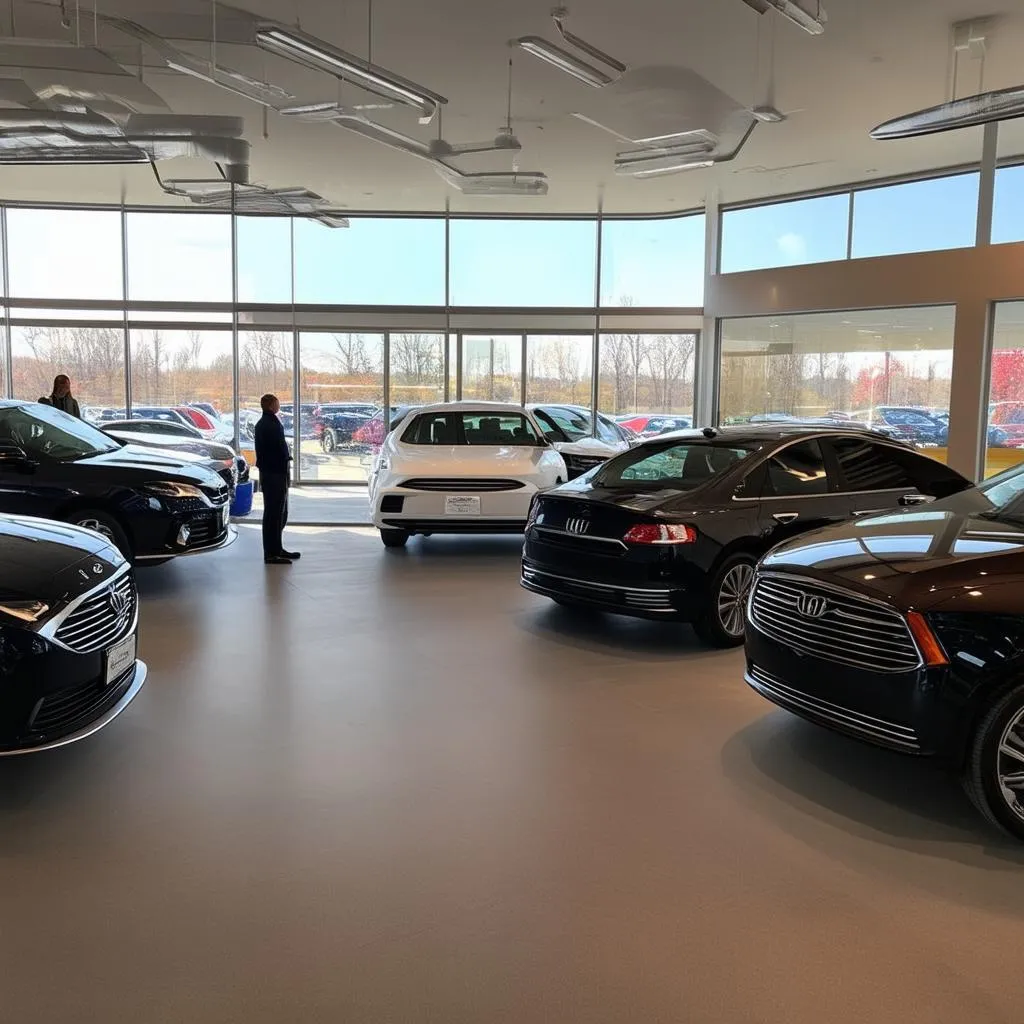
[0,405,120,459]
[761,440,828,497]
[402,412,541,446]
[595,414,621,444]
[829,437,916,491]
[540,408,590,441]
[595,442,755,490]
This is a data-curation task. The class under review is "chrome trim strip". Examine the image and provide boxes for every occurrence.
[37,561,133,646]
[134,524,238,561]
[532,526,628,550]
[522,565,676,607]
[0,662,148,757]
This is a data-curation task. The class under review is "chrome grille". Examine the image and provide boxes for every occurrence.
[54,574,137,654]
[749,574,920,673]
[399,478,525,492]
[746,664,921,751]
[522,563,674,611]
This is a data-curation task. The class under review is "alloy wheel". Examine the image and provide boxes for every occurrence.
[717,563,754,637]
[77,517,115,543]
[996,706,1024,825]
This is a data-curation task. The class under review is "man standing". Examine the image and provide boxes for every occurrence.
[39,374,82,418]
[254,393,300,565]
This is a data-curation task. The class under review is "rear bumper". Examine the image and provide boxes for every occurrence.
[372,486,535,529]
[521,560,696,620]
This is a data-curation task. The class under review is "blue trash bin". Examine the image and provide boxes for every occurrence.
[231,480,253,517]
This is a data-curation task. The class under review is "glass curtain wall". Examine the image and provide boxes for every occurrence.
[987,301,1024,477]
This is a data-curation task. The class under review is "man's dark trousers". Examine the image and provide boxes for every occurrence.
[261,471,289,559]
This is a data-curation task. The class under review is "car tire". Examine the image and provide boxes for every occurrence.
[68,509,133,560]
[380,528,409,549]
[693,554,756,648]
[963,682,1024,841]
[322,428,337,454]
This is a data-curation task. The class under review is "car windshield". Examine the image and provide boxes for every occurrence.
[534,407,591,442]
[0,404,120,459]
[402,411,542,446]
[593,441,757,490]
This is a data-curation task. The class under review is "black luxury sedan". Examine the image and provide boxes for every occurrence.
[0,513,146,753]
[521,425,972,646]
[743,460,1024,840]
[0,401,234,563]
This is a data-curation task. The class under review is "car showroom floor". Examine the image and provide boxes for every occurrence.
[2,526,1022,1023]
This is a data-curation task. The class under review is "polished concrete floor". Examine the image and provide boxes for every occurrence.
[3,526,1023,1022]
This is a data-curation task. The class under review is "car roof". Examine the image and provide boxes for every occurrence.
[647,424,911,446]
[412,401,533,416]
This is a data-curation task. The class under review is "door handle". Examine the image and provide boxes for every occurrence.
[772,512,799,524]
[898,493,933,507]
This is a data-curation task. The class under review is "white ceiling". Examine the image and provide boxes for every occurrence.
[1,0,1023,213]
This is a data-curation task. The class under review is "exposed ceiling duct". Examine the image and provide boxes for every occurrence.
[159,178,350,227]
[740,0,827,36]
[515,6,626,89]
[99,15,294,108]
[254,23,447,125]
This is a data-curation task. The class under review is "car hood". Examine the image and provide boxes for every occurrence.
[106,431,234,462]
[552,438,621,457]
[0,514,125,609]
[761,505,1024,611]
[74,444,225,486]
[391,444,561,474]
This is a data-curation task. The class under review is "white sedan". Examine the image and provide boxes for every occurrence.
[369,403,568,548]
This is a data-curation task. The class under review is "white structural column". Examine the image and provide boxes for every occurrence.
[695,190,721,427]
[947,298,993,478]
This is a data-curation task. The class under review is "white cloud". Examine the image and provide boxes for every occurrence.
[777,232,807,261]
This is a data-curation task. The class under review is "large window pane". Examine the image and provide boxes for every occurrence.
[294,218,444,305]
[449,220,597,306]
[461,335,522,402]
[597,332,696,420]
[986,301,1024,477]
[720,195,849,273]
[599,215,705,306]
[127,212,232,302]
[851,174,979,258]
[8,209,122,300]
[526,334,593,405]
[718,308,955,448]
[298,332,384,483]
[10,324,126,413]
[993,165,1024,244]
[129,329,233,426]
[237,216,292,304]
[239,330,294,484]
[389,332,445,406]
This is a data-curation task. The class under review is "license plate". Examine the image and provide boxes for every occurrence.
[105,633,136,687]
[445,495,481,516]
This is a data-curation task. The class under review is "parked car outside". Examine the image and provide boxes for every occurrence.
[928,408,1008,448]
[850,406,946,446]
[0,513,147,753]
[0,401,235,564]
[317,404,374,453]
[353,406,417,448]
[173,405,233,443]
[369,402,567,548]
[101,420,248,493]
[617,414,694,437]
[987,402,1024,447]
[521,425,971,646]
[743,459,1024,841]
[529,404,632,479]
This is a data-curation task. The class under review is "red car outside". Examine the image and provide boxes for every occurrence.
[617,414,693,437]
[175,406,217,432]
[990,402,1024,446]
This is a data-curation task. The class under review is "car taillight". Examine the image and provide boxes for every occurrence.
[906,611,949,666]
[623,523,696,545]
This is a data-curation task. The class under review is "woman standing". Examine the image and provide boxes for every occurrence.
[39,374,82,418]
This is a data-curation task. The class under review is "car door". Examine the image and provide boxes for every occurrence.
[823,435,937,517]
[753,438,850,550]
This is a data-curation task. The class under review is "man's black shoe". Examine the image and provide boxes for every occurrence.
[282,550,301,560]
[264,555,292,565]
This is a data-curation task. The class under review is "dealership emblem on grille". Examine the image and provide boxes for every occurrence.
[795,594,829,618]
[92,563,104,574]
[565,517,590,535]
[109,588,130,617]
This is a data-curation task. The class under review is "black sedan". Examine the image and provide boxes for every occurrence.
[521,425,971,646]
[0,400,234,564]
[743,461,1024,840]
[0,513,146,753]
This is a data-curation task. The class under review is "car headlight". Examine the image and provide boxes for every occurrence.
[0,599,49,624]
[143,481,205,499]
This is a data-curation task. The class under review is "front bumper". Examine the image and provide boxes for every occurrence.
[134,502,235,561]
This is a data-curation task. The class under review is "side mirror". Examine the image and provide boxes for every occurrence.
[0,440,33,471]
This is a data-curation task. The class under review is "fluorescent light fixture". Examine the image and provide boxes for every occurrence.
[514,36,613,88]
[871,84,1024,139]
[634,128,719,147]
[255,25,447,124]
[436,167,548,196]
[331,113,434,158]
[616,152,715,177]
[740,0,826,35]
[166,59,294,106]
